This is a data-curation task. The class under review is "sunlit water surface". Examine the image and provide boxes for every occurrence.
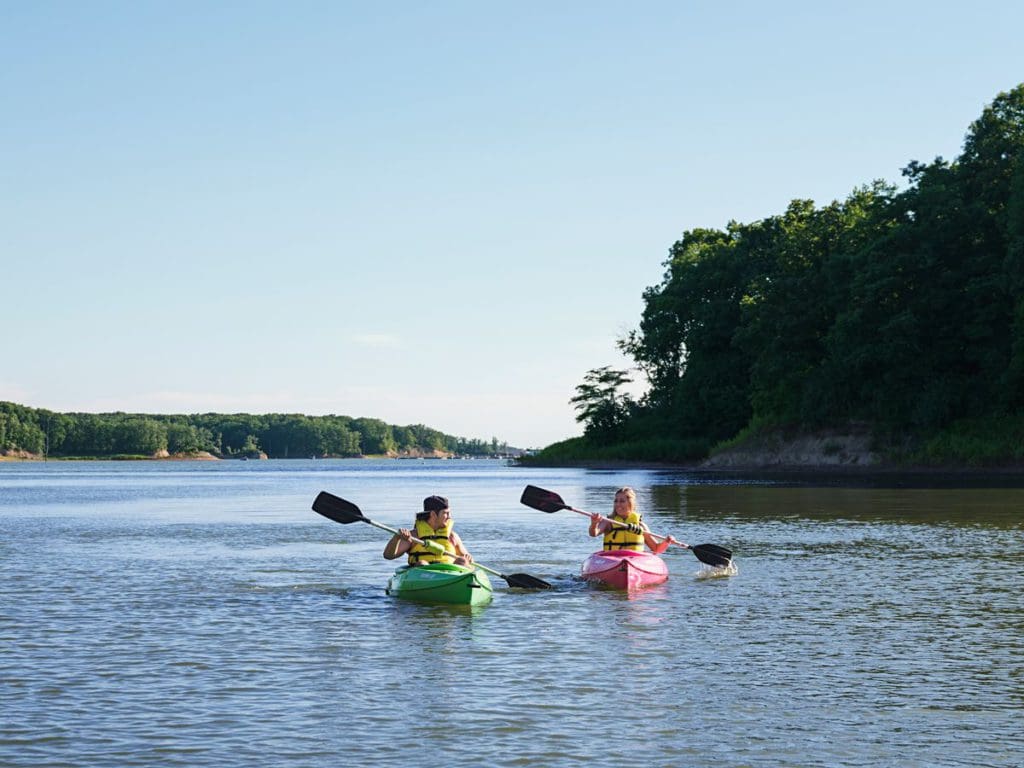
[2,460,1022,767]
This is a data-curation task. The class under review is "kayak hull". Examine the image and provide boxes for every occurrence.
[581,550,668,590]
[386,563,493,605]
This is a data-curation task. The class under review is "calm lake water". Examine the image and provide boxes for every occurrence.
[2,459,1022,767]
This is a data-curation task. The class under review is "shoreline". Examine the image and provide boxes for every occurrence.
[516,457,1024,473]
[516,426,1024,478]
[5,450,1023,478]
[0,452,506,462]
[5,453,1024,486]
[517,457,1024,475]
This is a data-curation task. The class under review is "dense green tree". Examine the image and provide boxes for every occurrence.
[392,426,415,452]
[352,417,397,455]
[259,415,314,457]
[239,434,262,456]
[165,422,209,454]
[213,416,264,455]
[0,403,45,453]
[320,418,361,456]
[114,418,167,455]
[620,225,757,440]
[570,367,635,443]
[739,185,898,425]
[63,413,115,455]
[1004,155,1024,405]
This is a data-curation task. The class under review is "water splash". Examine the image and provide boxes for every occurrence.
[696,560,738,579]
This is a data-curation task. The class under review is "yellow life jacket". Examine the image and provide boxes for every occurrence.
[603,511,644,551]
[408,519,456,564]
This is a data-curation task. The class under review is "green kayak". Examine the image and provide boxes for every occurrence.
[385,562,494,606]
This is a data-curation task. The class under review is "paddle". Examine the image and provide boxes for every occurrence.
[519,484,733,568]
[312,491,551,590]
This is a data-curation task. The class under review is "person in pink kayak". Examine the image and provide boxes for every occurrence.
[383,494,474,566]
[588,486,677,553]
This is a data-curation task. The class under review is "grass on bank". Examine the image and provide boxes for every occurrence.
[519,435,711,465]
[521,416,1024,468]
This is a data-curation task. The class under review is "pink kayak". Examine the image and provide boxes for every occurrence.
[581,549,668,590]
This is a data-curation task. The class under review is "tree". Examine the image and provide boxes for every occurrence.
[166,422,209,454]
[570,367,634,443]
[352,418,397,455]
[114,418,167,455]
[620,225,758,440]
[320,419,360,456]
[214,416,264,455]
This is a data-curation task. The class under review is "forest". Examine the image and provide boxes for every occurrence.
[538,84,1024,465]
[0,401,510,459]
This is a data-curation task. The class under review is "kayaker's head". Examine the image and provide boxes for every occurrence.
[612,487,637,518]
[417,495,451,528]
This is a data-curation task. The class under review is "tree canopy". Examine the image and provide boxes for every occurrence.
[566,84,1024,464]
[0,401,511,459]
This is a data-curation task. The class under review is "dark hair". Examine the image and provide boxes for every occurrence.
[422,495,449,512]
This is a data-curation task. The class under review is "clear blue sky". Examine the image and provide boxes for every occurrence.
[2,2,1022,448]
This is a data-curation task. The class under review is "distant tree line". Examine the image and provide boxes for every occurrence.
[555,84,1024,464]
[0,401,511,459]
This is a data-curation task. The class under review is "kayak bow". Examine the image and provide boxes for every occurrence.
[581,550,669,591]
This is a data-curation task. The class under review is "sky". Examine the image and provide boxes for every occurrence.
[2,2,1023,448]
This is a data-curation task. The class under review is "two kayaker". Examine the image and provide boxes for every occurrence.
[383,495,475,566]
[588,486,677,554]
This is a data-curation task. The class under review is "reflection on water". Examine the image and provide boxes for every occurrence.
[658,483,1024,528]
[1,460,1022,768]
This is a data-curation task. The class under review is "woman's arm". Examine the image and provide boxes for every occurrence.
[588,513,609,537]
[643,524,676,555]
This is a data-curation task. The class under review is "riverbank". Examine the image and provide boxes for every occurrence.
[0,450,505,462]
[0,450,222,461]
[518,425,1024,476]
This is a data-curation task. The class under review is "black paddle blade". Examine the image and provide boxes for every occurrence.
[312,491,366,525]
[520,485,568,513]
[691,543,733,568]
[504,572,552,590]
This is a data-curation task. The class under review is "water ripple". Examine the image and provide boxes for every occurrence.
[2,462,1023,767]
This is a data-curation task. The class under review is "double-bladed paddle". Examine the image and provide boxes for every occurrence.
[519,484,733,568]
[312,491,551,590]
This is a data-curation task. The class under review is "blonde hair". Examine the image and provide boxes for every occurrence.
[614,486,637,515]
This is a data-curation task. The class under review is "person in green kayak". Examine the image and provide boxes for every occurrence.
[383,495,475,566]
[588,486,677,553]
